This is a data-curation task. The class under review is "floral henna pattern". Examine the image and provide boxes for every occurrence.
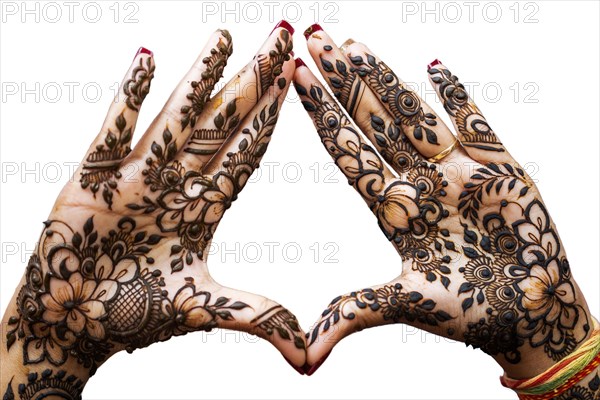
[4,217,250,375]
[128,97,281,271]
[458,198,591,363]
[427,66,504,152]
[309,283,454,346]
[180,30,233,131]
[298,65,592,368]
[80,56,155,209]
[349,54,441,146]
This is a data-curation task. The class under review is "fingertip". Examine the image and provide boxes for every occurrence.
[427,58,443,70]
[136,46,153,57]
[272,19,295,36]
[295,57,306,69]
[283,356,306,375]
[305,350,332,376]
[304,23,323,40]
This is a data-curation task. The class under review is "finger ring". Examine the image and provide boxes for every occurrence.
[427,138,459,163]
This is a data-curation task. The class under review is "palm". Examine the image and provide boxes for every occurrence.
[295,29,592,377]
[2,26,308,387]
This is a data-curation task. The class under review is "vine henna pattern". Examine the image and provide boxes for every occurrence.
[309,283,454,346]
[427,66,504,153]
[80,56,155,209]
[251,306,305,350]
[184,29,292,157]
[180,29,233,132]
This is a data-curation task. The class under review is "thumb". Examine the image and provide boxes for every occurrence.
[305,275,456,375]
[205,283,307,373]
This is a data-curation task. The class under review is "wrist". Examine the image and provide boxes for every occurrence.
[2,303,90,399]
[1,337,90,400]
[500,318,600,399]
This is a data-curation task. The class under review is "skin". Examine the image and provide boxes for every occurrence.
[294,27,599,393]
[0,22,597,399]
[0,27,307,399]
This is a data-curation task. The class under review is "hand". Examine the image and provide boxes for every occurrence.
[294,25,594,380]
[1,22,306,398]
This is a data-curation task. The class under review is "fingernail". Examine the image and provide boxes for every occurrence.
[295,57,306,68]
[271,20,294,35]
[304,23,323,40]
[290,50,295,57]
[283,356,305,375]
[428,59,442,70]
[305,351,332,376]
[136,47,152,56]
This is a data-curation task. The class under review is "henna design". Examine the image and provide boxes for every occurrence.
[349,54,440,146]
[124,55,155,112]
[80,112,132,209]
[255,29,293,98]
[309,283,454,346]
[79,57,155,209]
[5,217,250,375]
[458,198,590,363]
[129,97,281,271]
[555,373,600,400]
[185,99,240,155]
[180,30,233,131]
[370,114,424,173]
[318,46,364,116]
[297,83,457,287]
[251,305,305,350]
[3,370,84,400]
[458,162,530,226]
[428,66,504,152]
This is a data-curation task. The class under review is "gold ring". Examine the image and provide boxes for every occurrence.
[427,138,459,163]
[339,38,356,54]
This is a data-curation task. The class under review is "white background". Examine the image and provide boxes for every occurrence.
[1,1,599,399]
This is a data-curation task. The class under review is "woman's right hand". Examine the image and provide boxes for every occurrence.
[295,25,596,387]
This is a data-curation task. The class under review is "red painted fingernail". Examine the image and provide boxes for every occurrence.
[305,351,332,376]
[304,23,323,40]
[283,356,305,375]
[271,20,294,35]
[295,57,306,68]
[137,47,152,56]
[428,59,442,70]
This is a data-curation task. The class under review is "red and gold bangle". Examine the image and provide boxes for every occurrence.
[501,319,600,400]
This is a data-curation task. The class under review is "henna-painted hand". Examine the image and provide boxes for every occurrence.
[1,22,307,398]
[295,25,596,383]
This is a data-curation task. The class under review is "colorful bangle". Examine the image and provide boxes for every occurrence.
[500,319,600,400]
